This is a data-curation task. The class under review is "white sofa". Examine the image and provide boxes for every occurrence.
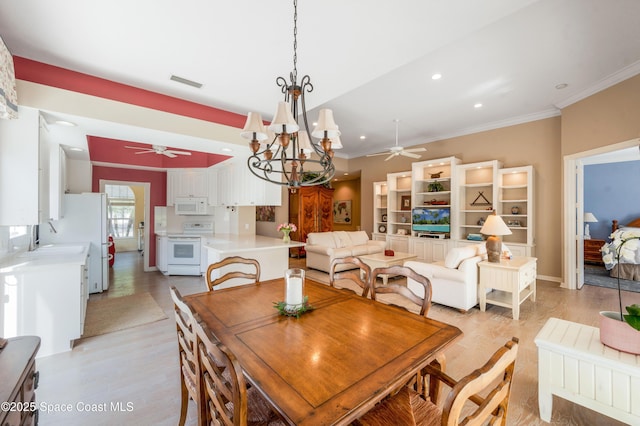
[305,231,386,273]
[404,245,485,312]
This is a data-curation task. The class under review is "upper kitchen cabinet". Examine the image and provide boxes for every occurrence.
[166,168,208,206]
[210,157,282,207]
[0,107,51,225]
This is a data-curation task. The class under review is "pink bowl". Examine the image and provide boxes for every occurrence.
[599,311,640,354]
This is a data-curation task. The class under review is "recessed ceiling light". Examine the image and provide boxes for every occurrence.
[359,135,366,140]
[55,120,77,127]
[221,148,233,152]
[69,147,83,152]
[555,83,568,90]
[431,73,442,80]
[474,103,483,109]
[343,173,349,176]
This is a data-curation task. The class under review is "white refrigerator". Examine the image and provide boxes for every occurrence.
[41,193,109,293]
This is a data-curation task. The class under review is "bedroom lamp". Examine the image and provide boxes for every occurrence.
[480,211,512,263]
[584,212,598,239]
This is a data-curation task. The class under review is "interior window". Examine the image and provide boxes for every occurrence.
[105,185,136,238]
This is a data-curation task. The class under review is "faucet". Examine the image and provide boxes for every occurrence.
[28,224,39,251]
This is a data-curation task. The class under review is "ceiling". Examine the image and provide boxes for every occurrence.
[1,0,640,170]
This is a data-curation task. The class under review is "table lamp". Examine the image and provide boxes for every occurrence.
[479,211,512,263]
[584,212,598,239]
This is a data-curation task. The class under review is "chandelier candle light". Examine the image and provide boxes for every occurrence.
[480,211,513,263]
[240,0,341,192]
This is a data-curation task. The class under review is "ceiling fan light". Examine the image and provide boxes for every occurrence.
[240,112,269,141]
[268,101,299,134]
[311,109,340,138]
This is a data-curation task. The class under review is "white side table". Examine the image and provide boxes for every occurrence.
[535,318,640,424]
[478,256,537,320]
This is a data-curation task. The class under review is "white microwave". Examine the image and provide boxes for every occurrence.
[174,197,208,215]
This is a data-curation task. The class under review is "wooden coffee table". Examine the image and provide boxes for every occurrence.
[359,252,418,284]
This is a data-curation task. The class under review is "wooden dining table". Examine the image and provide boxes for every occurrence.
[186,277,462,425]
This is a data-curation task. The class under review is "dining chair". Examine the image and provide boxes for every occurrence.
[169,286,203,426]
[356,337,520,426]
[193,318,285,426]
[206,256,261,291]
[370,265,433,317]
[329,256,372,297]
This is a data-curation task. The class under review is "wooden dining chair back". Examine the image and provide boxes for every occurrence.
[206,256,261,291]
[356,337,519,426]
[193,319,285,426]
[169,286,202,426]
[438,337,519,425]
[370,265,433,317]
[329,256,372,297]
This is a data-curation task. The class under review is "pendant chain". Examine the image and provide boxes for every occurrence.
[292,0,298,83]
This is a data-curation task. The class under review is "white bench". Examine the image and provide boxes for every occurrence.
[535,317,640,424]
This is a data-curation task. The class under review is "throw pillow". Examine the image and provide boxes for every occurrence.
[333,231,352,248]
[349,231,369,246]
[444,246,477,269]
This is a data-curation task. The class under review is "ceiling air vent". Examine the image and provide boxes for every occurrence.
[170,74,203,89]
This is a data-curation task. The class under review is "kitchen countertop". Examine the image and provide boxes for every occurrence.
[0,243,90,273]
[202,234,305,253]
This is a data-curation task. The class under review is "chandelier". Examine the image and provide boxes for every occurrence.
[240,0,341,192]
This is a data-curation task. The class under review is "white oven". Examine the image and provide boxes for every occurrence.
[165,222,214,276]
[167,236,201,275]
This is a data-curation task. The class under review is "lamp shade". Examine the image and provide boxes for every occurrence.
[240,112,269,141]
[584,212,598,223]
[311,108,340,138]
[297,130,313,153]
[268,101,299,134]
[480,214,512,236]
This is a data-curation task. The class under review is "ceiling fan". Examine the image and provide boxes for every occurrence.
[366,119,426,161]
[124,144,191,158]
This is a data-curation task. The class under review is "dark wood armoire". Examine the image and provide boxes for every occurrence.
[289,186,334,256]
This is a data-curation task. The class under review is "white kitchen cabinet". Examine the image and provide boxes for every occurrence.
[48,143,67,220]
[0,253,89,358]
[207,167,218,206]
[212,158,282,207]
[166,168,209,206]
[0,107,51,225]
[156,234,168,273]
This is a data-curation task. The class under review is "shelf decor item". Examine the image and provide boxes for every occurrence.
[401,195,411,210]
[381,213,387,222]
[511,206,520,214]
[378,224,387,233]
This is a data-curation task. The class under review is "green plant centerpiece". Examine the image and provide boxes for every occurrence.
[274,296,314,318]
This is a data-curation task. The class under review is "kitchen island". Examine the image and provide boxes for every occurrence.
[202,234,305,288]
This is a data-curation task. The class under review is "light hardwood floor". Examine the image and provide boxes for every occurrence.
[34,252,638,425]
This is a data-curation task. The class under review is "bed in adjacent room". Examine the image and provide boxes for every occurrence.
[600,217,640,281]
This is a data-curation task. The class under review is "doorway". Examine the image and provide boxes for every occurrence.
[562,138,640,290]
[100,180,152,272]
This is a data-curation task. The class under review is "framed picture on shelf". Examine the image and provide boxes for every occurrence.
[401,195,411,211]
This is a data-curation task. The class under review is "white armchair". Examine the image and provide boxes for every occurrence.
[404,245,484,312]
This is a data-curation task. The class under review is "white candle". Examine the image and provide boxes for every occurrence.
[286,277,304,306]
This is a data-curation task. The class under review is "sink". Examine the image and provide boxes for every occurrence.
[19,244,86,258]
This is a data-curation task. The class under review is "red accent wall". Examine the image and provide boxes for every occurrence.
[14,57,247,127]
[92,166,167,267]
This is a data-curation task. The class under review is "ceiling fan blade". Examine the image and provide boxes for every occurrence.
[125,146,151,151]
[366,152,391,157]
[405,147,427,153]
[162,151,178,158]
[384,153,397,161]
[400,151,421,159]
[133,150,154,154]
[166,150,192,156]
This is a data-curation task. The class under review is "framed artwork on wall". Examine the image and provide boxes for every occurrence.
[334,200,352,223]
[256,206,276,222]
